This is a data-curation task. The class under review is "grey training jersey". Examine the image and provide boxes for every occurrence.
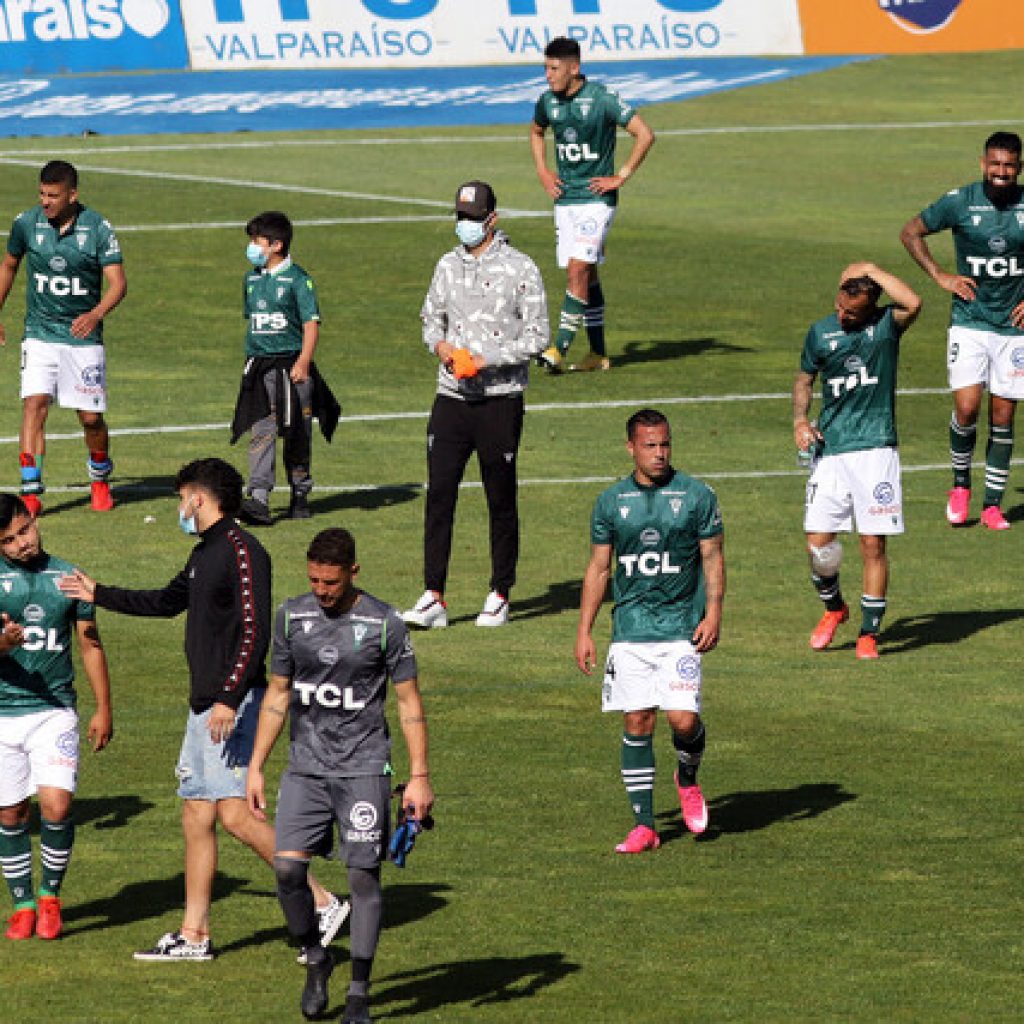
[271,590,417,777]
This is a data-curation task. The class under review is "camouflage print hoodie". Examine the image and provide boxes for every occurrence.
[420,230,549,400]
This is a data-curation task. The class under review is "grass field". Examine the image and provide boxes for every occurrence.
[2,51,1024,1022]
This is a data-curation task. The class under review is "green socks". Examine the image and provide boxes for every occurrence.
[0,823,34,909]
[555,291,587,356]
[39,817,74,897]
[860,595,887,636]
[621,732,655,829]
[983,423,1013,508]
[950,413,976,490]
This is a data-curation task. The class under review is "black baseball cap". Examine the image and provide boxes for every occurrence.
[454,181,496,219]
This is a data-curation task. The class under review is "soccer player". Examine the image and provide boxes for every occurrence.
[576,409,724,853]
[0,494,113,941]
[0,161,127,515]
[900,131,1024,530]
[793,263,921,660]
[57,458,342,961]
[402,180,548,630]
[530,36,654,374]
[230,211,340,526]
[247,528,432,1024]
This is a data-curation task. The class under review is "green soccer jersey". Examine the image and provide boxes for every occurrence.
[0,552,93,717]
[6,204,122,346]
[800,306,905,456]
[920,181,1024,335]
[591,470,723,643]
[533,78,636,208]
[243,257,320,357]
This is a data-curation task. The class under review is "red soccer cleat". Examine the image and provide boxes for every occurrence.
[35,896,62,940]
[810,605,849,651]
[6,907,37,940]
[21,494,42,517]
[855,634,879,660]
[614,824,660,854]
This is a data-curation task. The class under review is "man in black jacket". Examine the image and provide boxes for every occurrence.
[59,458,343,960]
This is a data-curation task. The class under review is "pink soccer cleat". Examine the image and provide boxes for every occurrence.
[945,486,970,525]
[614,825,660,854]
[980,505,1010,531]
[675,773,709,835]
[810,605,849,651]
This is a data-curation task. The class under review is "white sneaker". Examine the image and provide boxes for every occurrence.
[297,895,351,964]
[475,591,509,628]
[402,591,448,630]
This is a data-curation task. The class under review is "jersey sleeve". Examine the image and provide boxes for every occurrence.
[383,609,417,685]
[591,491,615,546]
[799,325,820,375]
[294,273,321,324]
[696,485,724,540]
[920,189,962,233]
[7,214,27,258]
[96,218,123,267]
[604,87,636,128]
[270,602,294,678]
[533,94,549,128]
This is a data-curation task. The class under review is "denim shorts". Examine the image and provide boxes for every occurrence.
[175,687,264,800]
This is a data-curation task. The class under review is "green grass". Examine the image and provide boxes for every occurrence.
[2,51,1024,1021]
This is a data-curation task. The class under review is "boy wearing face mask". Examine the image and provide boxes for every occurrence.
[402,181,549,631]
[230,211,339,526]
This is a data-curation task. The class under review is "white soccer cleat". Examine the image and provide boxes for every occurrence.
[402,591,448,630]
[475,590,509,628]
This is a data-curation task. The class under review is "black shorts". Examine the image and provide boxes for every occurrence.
[275,771,391,869]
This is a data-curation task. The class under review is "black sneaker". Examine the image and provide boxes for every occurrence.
[133,930,214,961]
[300,949,333,1020]
[341,992,372,1024]
[240,496,273,526]
[287,492,312,519]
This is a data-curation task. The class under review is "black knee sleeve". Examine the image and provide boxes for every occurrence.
[274,855,317,944]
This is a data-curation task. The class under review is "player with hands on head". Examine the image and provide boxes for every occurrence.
[248,527,432,1024]
[793,262,921,660]
[900,131,1024,530]
[0,493,112,943]
[576,409,724,854]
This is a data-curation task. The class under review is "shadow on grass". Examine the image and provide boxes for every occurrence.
[41,475,178,515]
[657,782,856,845]
[74,794,156,830]
[372,951,581,1017]
[306,483,421,517]
[447,578,588,626]
[614,336,753,368]
[881,607,1024,653]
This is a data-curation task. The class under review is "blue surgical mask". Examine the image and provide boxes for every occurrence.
[178,497,198,535]
[456,218,488,248]
[246,241,268,268]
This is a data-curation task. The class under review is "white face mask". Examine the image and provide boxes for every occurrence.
[455,217,488,248]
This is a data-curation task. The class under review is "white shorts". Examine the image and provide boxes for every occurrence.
[804,447,904,536]
[602,641,702,714]
[947,326,1024,399]
[21,338,108,411]
[0,708,79,805]
[555,203,616,268]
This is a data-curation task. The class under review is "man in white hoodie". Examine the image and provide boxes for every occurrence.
[402,181,549,631]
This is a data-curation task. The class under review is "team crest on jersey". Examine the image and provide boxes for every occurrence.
[76,232,87,249]
[972,215,982,226]
[50,255,66,272]
[353,623,368,649]
[1017,213,1024,227]
[564,127,577,143]
[277,287,285,299]
[36,233,45,245]
[619,506,630,519]
[23,603,45,623]
[303,620,313,633]
[669,498,682,515]
[550,102,562,120]
[989,236,1008,254]
[576,98,592,117]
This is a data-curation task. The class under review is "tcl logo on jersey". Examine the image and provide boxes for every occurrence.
[33,274,88,296]
[826,365,879,398]
[251,312,288,331]
[619,552,681,577]
[294,681,366,710]
[21,627,64,653]
[966,256,1024,279]
[556,142,600,162]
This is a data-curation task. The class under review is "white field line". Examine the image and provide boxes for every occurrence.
[0,388,948,446]
[0,118,1017,160]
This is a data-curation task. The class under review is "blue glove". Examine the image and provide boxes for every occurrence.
[389,813,423,868]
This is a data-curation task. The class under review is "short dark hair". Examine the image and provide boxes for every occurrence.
[174,458,243,515]
[627,408,670,440]
[40,160,77,189]
[0,494,30,531]
[984,131,1022,157]
[840,276,882,305]
[545,36,581,61]
[307,528,356,567]
[246,211,293,255]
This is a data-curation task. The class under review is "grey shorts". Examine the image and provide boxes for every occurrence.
[275,772,391,869]
[175,687,264,801]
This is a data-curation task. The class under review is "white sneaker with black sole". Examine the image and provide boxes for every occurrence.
[402,591,448,630]
[297,895,351,964]
[133,931,214,962]
[475,591,509,628]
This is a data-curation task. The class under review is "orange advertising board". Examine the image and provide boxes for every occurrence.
[798,0,1024,54]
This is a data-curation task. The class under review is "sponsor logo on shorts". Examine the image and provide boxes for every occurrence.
[23,603,45,623]
[344,830,382,843]
[56,729,77,758]
[1011,346,1024,371]
[578,218,598,237]
[676,655,700,682]
[873,481,895,504]
[81,364,104,388]
[350,801,378,831]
